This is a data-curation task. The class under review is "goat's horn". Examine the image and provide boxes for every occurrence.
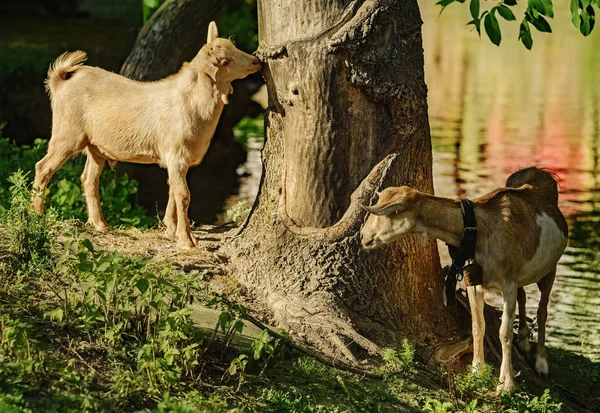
[362,201,402,216]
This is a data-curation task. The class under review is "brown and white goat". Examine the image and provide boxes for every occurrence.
[360,167,568,392]
[33,22,261,248]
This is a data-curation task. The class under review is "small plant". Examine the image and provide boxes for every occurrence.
[454,364,496,400]
[226,354,249,391]
[501,389,562,413]
[464,399,480,413]
[1,170,58,274]
[423,398,453,413]
[294,356,322,380]
[251,329,277,375]
[261,389,331,413]
[226,200,250,226]
[0,133,155,228]
[0,316,44,384]
[399,338,415,369]
[382,339,415,373]
[382,347,402,372]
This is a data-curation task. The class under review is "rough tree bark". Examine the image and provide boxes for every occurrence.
[225,0,457,360]
[118,0,263,222]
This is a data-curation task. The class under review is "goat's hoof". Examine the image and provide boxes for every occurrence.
[176,233,197,249]
[534,356,549,376]
[91,223,110,232]
[177,240,195,249]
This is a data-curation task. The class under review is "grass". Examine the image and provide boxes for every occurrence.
[0,172,595,413]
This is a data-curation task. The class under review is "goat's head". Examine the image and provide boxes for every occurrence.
[204,21,262,84]
[360,186,420,250]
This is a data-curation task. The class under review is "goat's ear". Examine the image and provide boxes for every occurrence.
[207,21,219,43]
[362,200,403,216]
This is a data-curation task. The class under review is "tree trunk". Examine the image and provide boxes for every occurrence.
[225,0,456,360]
[120,0,221,82]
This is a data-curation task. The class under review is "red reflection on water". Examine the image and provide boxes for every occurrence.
[483,100,588,217]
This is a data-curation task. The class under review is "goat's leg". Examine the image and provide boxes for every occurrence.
[535,267,556,376]
[517,287,531,353]
[33,134,84,212]
[163,186,177,240]
[467,286,486,370]
[167,162,198,249]
[497,285,518,393]
[81,149,109,231]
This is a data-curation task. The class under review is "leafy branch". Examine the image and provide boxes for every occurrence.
[436,0,598,49]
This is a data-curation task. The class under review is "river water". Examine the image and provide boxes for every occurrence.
[223,2,600,361]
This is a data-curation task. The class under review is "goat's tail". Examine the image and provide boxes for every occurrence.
[506,167,560,205]
[45,50,87,96]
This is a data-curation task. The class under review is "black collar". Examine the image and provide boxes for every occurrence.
[444,198,478,308]
[451,198,477,263]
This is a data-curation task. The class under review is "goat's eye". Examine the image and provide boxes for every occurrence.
[221,59,231,66]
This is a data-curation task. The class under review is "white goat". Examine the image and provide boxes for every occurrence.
[360,167,568,392]
[33,22,261,248]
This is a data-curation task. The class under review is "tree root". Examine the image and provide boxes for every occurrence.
[217,295,397,378]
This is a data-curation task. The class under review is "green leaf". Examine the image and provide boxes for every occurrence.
[504,0,517,5]
[47,308,64,322]
[436,0,455,8]
[529,0,555,17]
[484,11,502,45]
[470,0,480,19]
[467,18,482,36]
[542,0,555,17]
[519,20,534,49]
[81,238,94,253]
[571,0,581,28]
[580,6,596,35]
[136,278,150,294]
[527,11,553,32]
[497,4,517,20]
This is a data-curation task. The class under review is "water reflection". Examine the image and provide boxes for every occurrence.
[224,2,600,361]
[422,1,600,360]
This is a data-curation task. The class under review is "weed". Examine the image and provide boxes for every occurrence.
[464,399,481,413]
[294,356,322,381]
[381,339,415,374]
[0,130,155,227]
[261,389,333,413]
[251,329,277,374]
[1,170,58,277]
[454,364,496,400]
[399,338,415,369]
[0,316,45,386]
[501,389,562,413]
[227,200,250,226]
[382,347,402,372]
[423,398,453,413]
